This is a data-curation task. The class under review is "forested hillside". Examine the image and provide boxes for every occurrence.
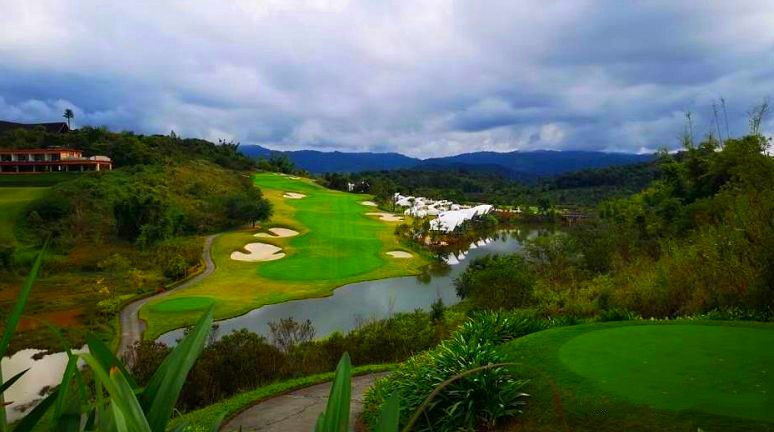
[321,160,659,208]
[0,127,271,352]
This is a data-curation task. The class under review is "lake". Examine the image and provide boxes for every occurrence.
[158,227,538,345]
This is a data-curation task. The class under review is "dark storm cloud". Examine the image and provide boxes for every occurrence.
[1,0,772,157]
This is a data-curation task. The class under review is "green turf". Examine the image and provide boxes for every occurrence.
[149,296,215,313]
[141,173,428,338]
[0,187,48,243]
[499,321,774,432]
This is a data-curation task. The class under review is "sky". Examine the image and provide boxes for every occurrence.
[1,1,773,157]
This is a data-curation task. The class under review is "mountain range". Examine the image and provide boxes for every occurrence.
[240,145,654,179]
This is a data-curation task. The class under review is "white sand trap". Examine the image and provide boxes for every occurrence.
[289,176,301,180]
[361,201,378,207]
[283,192,306,199]
[366,212,404,222]
[386,250,413,259]
[231,243,286,262]
[254,228,299,238]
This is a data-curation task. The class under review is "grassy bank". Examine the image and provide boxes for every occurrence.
[142,173,430,338]
[0,186,48,244]
[499,320,774,431]
[167,364,394,432]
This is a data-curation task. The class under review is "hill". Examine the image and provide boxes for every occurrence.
[240,145,653,177]
[240,146,418,173]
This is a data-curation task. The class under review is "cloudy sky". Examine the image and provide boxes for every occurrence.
[1,1,773,157]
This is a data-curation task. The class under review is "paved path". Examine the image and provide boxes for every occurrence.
[117,234,218,358]
[222,373,389,432]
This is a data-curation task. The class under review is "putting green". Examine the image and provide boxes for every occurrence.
[149,297,215,313]
[559,324,774,422]
[500,321,774,431]
[141,173,428,338]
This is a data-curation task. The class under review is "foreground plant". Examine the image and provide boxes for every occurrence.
[0,244,221,432]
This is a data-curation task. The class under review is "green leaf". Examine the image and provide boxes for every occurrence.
[0,241,47,431]
[140,306,214,432]
[374,392,400,432]
[319,352,352,432]
[0,368,28,395]
[0,240,47,358]
[12,388,59,432]
[80,353,151,432]
[85,333,138,390]
[52,353,80,432]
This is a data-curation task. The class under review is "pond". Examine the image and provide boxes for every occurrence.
[158,227,540,345]
[1,346,87,423]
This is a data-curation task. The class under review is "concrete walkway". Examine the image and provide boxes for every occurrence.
[222,372,389,432]
[117,234,218,358]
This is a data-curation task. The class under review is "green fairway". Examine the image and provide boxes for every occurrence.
[0,187,47,243]
[142,173,428,338]
[500,321,774,432]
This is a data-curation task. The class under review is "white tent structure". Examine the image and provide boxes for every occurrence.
[393,193,493,233]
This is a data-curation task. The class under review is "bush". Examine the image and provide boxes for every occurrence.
[363,311,552,431]
[454,254,536,310]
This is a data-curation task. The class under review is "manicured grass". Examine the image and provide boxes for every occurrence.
[167,364,394,432]
[148,296,215,313]
[0,173,79,187]
[499,321,774,432]
[141,173,429,338]
[0,187,47,243]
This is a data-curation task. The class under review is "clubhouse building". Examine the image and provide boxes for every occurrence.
[0,121,112,174]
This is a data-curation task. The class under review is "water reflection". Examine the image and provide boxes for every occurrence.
[159,228,540,345]
[2,346,87,422]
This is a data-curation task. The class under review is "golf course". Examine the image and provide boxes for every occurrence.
[500,321,774,431]
[141,173,429,338]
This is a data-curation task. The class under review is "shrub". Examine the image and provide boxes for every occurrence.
[363,312,539,431]
[454,254,536,310]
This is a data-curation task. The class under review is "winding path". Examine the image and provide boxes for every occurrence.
[117,234,218,357]
[222,372,388,432]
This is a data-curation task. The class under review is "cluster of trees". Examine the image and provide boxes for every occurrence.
[319,162,659,209]
[455,132,774,319]
[23,160,271,249]
[0,127,256,171]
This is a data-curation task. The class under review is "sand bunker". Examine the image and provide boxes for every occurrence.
[361,201,378,207]
[231,243,286,262]
[386,251,413,259]
[366,212,404,222]
[283,192,306,199]
[255,228,299,238]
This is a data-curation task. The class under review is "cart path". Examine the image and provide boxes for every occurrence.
[117,234,218,358]
[222,372,389,432]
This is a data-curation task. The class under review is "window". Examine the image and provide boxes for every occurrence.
[16,154,28,162]
[34,154,46,161]
[50,154,60,161]
[0,154,11,162]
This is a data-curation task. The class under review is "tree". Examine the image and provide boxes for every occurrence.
[63,108,74,129]
[454,254,536,310]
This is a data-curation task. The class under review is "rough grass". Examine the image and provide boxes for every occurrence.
[141,173,429,339]
[0,187,48,243]
[499,320,774,432]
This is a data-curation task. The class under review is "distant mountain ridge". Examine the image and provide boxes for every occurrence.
[239,145,654,178]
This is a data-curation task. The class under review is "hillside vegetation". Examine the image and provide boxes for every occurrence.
[0,128,270,352]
